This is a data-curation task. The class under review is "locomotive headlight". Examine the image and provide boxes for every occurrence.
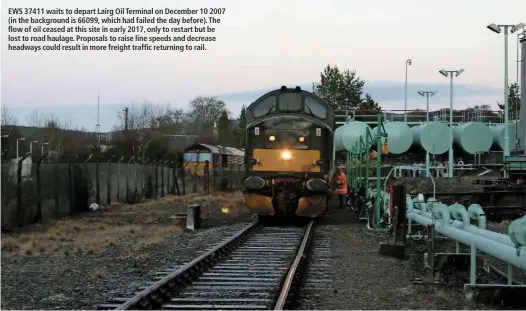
[281,150,292,160]
[269,135,276,142]
[298,136,305,143]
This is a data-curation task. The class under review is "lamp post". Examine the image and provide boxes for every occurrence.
[404,59,412,122]
[417,91,437,122]
[29,140,38,155]
[16,137,26,159]
[439,69,465,178]
[418,91,437,177]
[486,23,525,164]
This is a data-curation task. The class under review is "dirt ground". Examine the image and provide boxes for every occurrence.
[298,206,506,310]
[0,191,255,310]
[1,184,522,310]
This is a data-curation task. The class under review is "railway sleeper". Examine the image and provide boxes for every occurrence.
[98,222,313,310]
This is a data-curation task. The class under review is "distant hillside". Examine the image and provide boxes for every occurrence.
[6,80,502,132]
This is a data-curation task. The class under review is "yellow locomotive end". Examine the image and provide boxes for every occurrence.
[251,149,321,172]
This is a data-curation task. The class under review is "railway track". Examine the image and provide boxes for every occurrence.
[98,219,315,310]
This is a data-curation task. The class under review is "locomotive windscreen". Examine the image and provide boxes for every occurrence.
[278,93,302,112]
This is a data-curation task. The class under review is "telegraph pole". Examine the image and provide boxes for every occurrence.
[96,88,101,149]
[123,107,129,131]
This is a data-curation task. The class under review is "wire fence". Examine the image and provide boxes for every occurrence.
[1,154,245,230]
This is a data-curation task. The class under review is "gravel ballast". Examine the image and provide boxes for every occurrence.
[1,192,255,310]
[297,204,508,310]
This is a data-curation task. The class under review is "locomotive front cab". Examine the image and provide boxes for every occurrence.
[243,86,335,218]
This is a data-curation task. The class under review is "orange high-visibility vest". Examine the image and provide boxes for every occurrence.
[381,142,389,155]
[334,173,348,195]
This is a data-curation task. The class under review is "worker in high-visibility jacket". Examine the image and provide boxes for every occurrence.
[381,140,389,155]
[334,166,348,209]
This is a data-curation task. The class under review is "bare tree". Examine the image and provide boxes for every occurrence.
[115,101,167,159]
[1,106,18,136]
[26,110,73,156]
[187,96,227,135]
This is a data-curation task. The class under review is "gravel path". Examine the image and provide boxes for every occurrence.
[1,192,255,310]
[297,203,502,310]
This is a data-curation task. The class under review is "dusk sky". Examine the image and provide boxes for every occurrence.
[1,0,525,131]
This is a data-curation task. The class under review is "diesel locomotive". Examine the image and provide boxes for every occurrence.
[243,86,335,220]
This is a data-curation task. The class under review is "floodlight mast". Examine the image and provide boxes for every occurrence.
[438,69,464,178]
[486,22,525,169]
[417,90,437,177]
[404,59,412,122]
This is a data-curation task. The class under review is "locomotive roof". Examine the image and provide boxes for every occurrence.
[245,86,334,126]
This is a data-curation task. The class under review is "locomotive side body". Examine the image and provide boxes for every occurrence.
[243,86,335,219]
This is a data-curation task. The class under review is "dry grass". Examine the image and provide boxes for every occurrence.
[91,268,108,280]
[1,192,244,257]
[1,218,181,257]
[159,191,246,217]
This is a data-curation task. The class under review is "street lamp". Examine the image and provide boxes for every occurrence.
[41,142,49,155]
[417,91,437,177]
[29,140,38,155]
[486,22,525,163]
[1,135,8,138]
[404,59,412,122]
[417,91,437,122]
[439,69,465,178]
[16,137,26,158]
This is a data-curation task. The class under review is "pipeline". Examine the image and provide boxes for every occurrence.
[407,211,526,270]
[411,208,515,248]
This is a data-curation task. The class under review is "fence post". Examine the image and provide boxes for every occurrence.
[117,156,124,202]
[107,155,115,206]
[155,160,159,198]
[95,157,100,205]
[69,155,79,213]
[126,156,135,203]
[35,154,47,223]
[134,158,138,202]
[148,160,154,199]
[173,161,181,196]
[204,160,210,195]
[161,160,165,197]
[181,162,186,195]
[83,154,93,211]
[212,161,216,193]
[54,155,63,215]
[142,158,149,199]
[16,153,31,227]
[193,163,198,193]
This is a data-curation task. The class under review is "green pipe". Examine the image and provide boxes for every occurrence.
[364,128,371,200]
[375,113,383,228]
[359,137,363,189]
[470,244,477,285]
[355,141,359,188]
[346,151,351,186]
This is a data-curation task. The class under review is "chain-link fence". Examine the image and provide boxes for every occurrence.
[1,155,245,230]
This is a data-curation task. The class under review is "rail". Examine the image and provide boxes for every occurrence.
[98,219,315,310]
[274,219,315,310]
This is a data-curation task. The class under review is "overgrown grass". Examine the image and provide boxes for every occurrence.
[1,191,246,257]
[1,218,181,256]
